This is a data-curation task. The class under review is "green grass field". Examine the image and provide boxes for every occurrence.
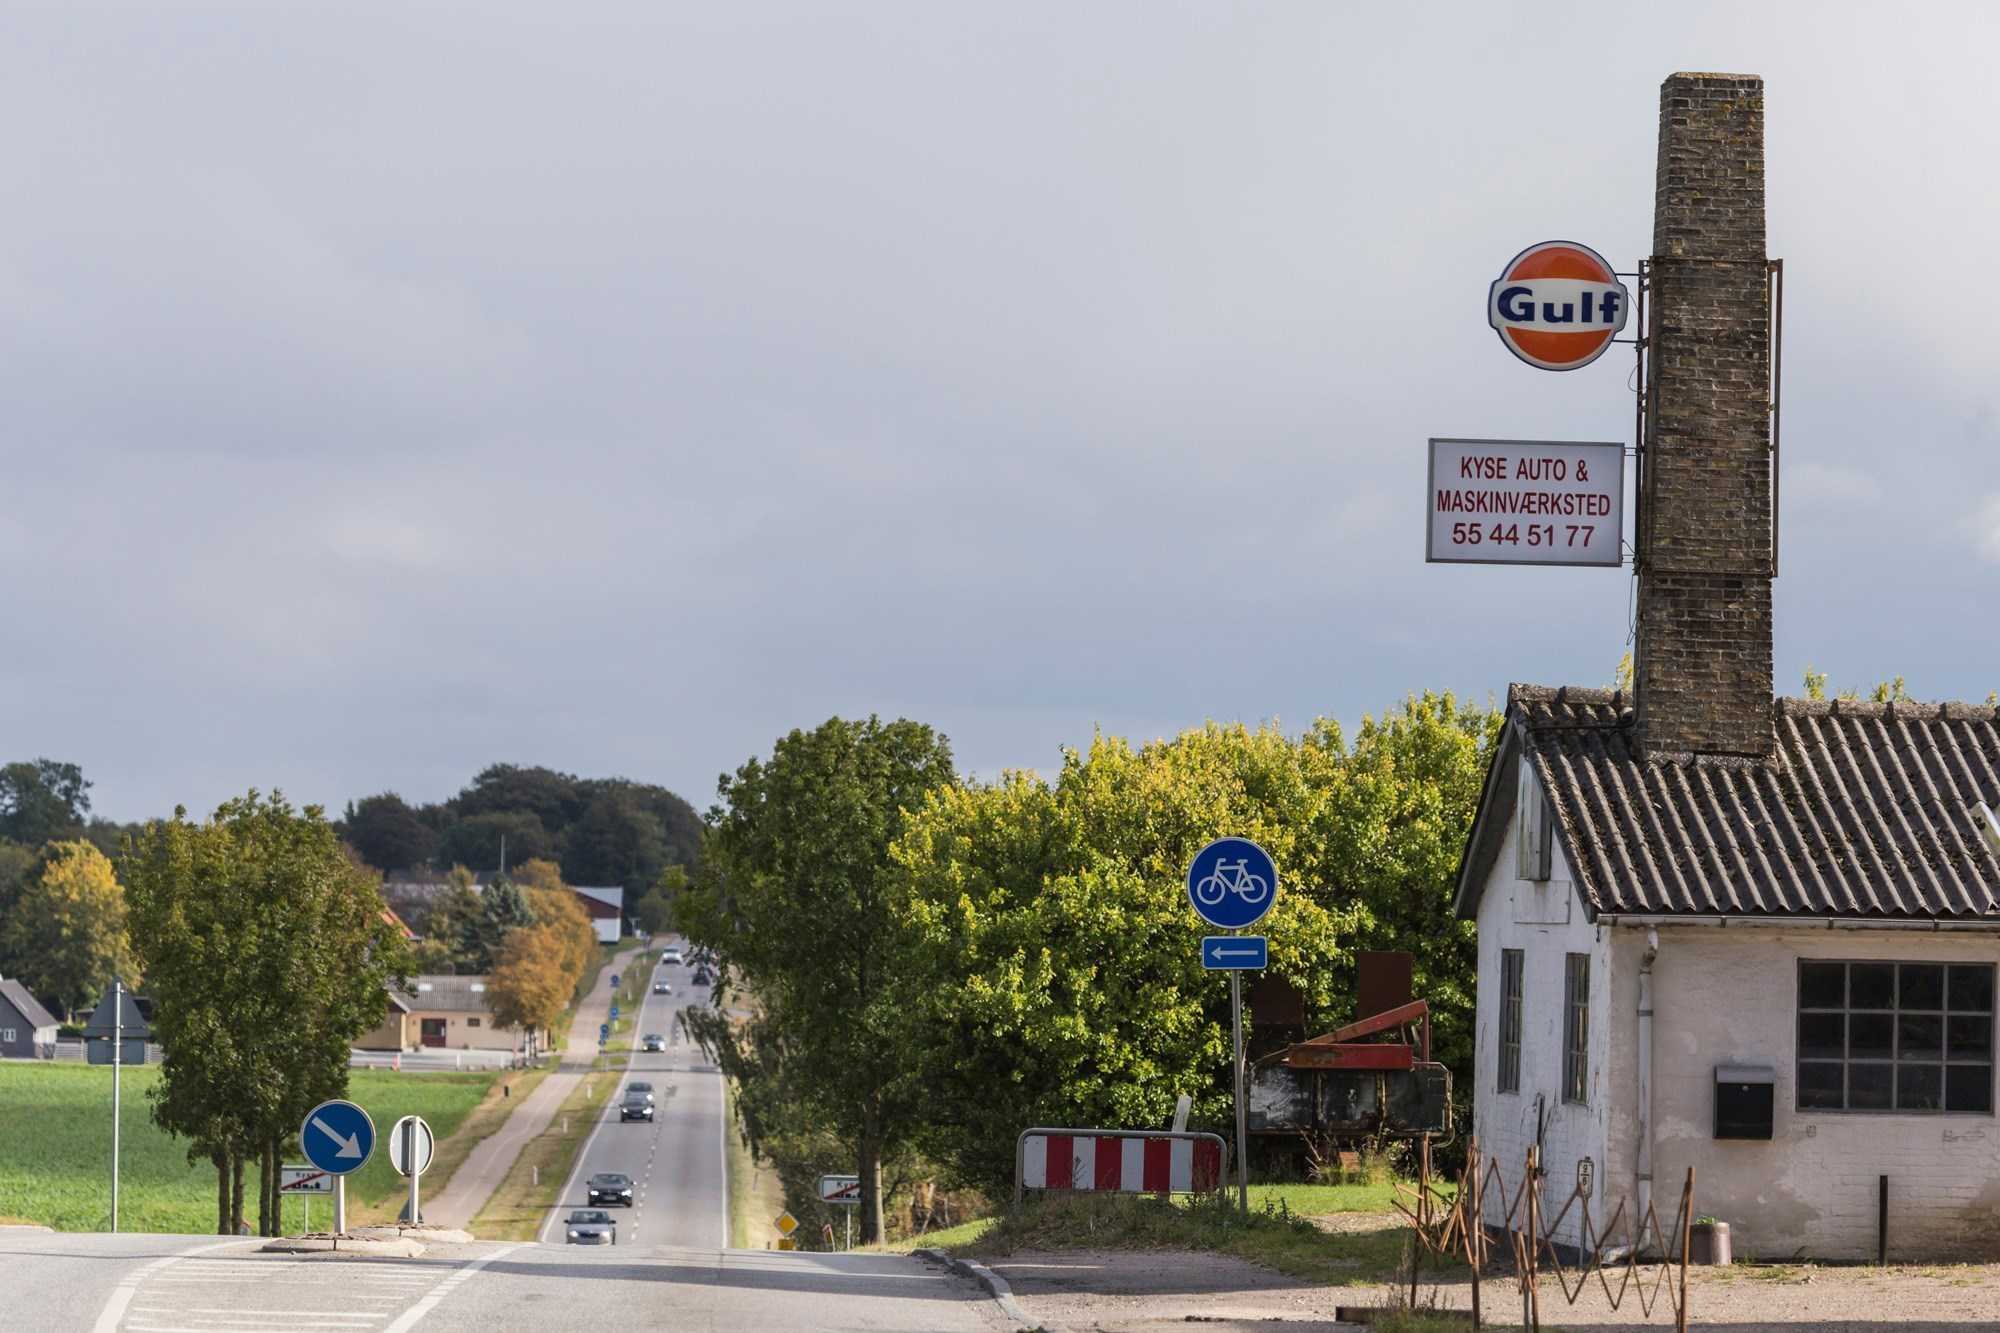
[0,1061,497,1233]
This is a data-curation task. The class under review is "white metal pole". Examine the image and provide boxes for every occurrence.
[1231,967,1247,1214]
[112,979,122,1234]
[845,1210,851,1251]
[335,1174,347,1238]
[406,1121,420,1226]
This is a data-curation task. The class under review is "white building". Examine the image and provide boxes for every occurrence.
[1451,74,2000,1264]
[1456,686,2000,1262]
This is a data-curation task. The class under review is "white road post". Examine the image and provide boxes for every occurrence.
[111,979,122,1234]
[406,1118,421,1226]
[335,1174,347,1239]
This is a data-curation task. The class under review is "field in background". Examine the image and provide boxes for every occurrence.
[0,1062,496,1232]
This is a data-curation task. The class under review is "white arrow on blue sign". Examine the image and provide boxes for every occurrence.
[1186,837,1278,930]
[300,1098,376,1175]
[1202,935,1269,971]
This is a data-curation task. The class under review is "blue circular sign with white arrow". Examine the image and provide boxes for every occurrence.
[1186,836,1278,930]
[301,1098,376,1175]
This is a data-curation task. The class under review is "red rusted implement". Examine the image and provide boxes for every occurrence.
[1287,1043,1414,1071]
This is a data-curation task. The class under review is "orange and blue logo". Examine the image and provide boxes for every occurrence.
[1487,241,1630,371]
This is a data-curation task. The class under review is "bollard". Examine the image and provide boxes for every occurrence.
[533,1166,539,1187]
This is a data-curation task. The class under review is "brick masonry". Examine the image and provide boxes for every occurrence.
[1635,73,1774,760]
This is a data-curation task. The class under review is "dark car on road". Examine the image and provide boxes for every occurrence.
[620,1092,654,1122]
[692,967,713,986]
[565,1208,617,1245]
[587,1172,634,1206]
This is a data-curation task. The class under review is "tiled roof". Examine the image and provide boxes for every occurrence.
[404,975,496,1012]
[0,978,58,1031]
[1456,684,2000,920]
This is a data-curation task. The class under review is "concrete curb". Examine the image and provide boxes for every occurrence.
[914,1247,1050,1332]
[259,1234,427,1257]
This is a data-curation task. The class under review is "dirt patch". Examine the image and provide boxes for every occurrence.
[996,1246,2000,1332]
[992,1248,1362,1331]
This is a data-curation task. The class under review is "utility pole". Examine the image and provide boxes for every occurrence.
[111,979,123,1234]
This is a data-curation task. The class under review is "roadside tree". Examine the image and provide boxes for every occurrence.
[679,715,955,1243]
[0,840,137,1021]
[124,793,410,1235]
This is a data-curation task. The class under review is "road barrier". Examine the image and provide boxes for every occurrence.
[1014,1128,1227,1203]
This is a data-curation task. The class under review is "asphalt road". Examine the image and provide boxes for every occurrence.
[6,1232,1013,1332]
[536,945,728,1249]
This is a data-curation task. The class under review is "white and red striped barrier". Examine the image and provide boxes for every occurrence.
[1014,1128,1227,1202]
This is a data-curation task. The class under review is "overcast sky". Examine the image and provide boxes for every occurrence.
[4,3,1997,822]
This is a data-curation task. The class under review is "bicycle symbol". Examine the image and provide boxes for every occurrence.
[1193,858,1270,908]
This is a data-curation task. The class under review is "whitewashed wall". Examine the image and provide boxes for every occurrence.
[1471,798,1613,1248]
[1639,924,2000,1261]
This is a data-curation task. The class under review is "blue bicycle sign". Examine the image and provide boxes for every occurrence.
[1186,837,1278,930]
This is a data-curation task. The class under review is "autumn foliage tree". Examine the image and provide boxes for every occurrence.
[1,840,137,1021]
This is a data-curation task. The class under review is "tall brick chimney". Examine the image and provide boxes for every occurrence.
[1633,73,1774,761]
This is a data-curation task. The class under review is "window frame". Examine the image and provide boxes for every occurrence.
[1794,959,1994,1116]
[1498,948,1523,1095]
[1517,760,1553,882]
[1562,952,1590,1105]
[0,1027,14,1044]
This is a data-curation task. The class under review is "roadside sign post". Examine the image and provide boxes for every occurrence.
[774,1210,799,1251]
[279,1166,333,1237]
[1187,837,1278,1216]
[111,980,121,1235]
[389,1115,436,1227]
[819,1174,860,1249]
[301,1099,377,1241]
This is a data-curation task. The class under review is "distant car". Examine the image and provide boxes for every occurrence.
[588,1172,634,1206]
[692,967,713,986]
[565,1208,617,1245]
[643,1033,666,1052]
[662,947,685,964]
[653,980,672,994]
[627,1080,655,1103]
[620,1093,654,1122]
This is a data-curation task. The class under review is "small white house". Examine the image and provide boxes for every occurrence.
[1456,685,2000,1262]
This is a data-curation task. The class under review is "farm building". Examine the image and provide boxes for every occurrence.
[0,975,59,1059]
[356,975,547,1054]
[1455,74,2000,1263]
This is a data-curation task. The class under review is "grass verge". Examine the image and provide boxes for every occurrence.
[0,1062,495,1233]
[721,1076,789,1249]
[351,1062,553,1226]
[465,1065,623,1241]
[954,1189,1451,1287]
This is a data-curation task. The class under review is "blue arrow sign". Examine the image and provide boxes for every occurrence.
[300,1098,376,1176]
[1202,935,1269,971]
[1186,837,1278,930]
[609,1005,620,1020]
[611,974,620,988]
[600,1023,611,1038]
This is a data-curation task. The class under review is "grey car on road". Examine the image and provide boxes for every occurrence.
[565,1208,617,1245]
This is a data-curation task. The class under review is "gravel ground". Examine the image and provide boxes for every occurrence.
[992,1246,2000,1331]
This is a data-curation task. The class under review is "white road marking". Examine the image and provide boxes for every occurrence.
[181,1310,383,1319]
[377,1242,525,1333]
[91,1238,261,1333]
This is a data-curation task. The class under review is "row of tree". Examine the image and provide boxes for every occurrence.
[340,764,701,893]
[677,695,1498,1243]
[123,794,408,1236]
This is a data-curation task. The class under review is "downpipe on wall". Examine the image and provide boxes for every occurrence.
[1637,927,1658,1223]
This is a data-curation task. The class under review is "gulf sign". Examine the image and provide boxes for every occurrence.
[1487,241,1630,371]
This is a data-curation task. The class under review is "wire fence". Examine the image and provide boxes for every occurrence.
[1395,1138,1695,1331]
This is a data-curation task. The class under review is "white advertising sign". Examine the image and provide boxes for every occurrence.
[1426,438,1623,567]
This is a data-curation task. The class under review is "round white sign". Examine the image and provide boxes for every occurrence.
[387,1114,435,1177]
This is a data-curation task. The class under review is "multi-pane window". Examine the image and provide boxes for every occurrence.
[0,1027,14,1043]
[1498,949,1523,1094]
[1562,953,1589,1104]
[1797,961,1994,1113]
